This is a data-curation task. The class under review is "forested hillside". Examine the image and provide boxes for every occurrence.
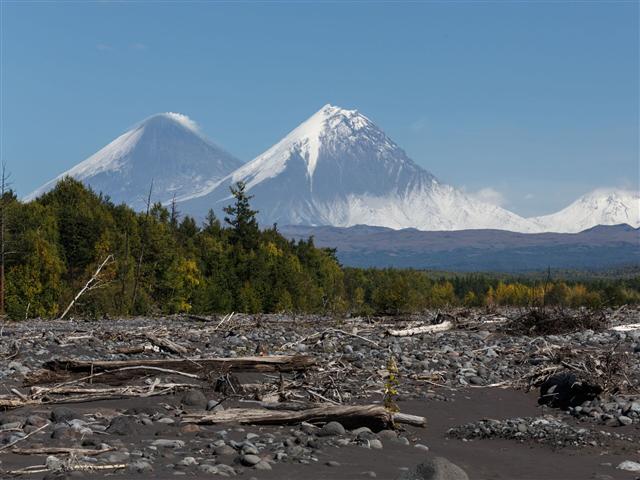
[2,178,639,320]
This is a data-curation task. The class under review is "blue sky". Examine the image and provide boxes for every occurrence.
[2,1,638,216]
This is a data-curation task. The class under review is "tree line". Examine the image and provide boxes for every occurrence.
[1,177,638,320]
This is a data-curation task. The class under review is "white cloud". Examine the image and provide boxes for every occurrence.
[163,112,199,132]
[96,43,113,51]
[130,43,148,51]
[410,117,427,133]
[469,187,506,206]
[524,193,535,200]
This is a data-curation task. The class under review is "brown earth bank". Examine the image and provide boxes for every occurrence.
[0,308,639,479]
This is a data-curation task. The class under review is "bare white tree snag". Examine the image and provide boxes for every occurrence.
[58,254,114,320]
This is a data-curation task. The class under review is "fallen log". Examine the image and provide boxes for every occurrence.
[182,404,426,431]
[144,333,188,355]
[44,355,315,376]
[388,320,453,337]
[10,447,114,456]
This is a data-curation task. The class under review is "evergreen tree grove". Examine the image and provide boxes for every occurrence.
[1,177,637,320]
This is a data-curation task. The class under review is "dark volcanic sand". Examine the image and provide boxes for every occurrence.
[2,388,638,480]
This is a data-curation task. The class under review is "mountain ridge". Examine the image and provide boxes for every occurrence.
[26,106,640,233]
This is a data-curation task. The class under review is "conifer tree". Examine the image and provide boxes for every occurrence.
[223,181,259,250]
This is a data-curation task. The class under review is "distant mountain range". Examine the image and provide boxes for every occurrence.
[26,105,640,234]
[281,224,640,272]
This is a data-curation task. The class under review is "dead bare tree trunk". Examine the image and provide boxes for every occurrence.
[59,254,114,320]
[131,181,153,311]
[0,163,10,317]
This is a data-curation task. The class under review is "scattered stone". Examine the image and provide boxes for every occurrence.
[241,454,261,466]
[151,439,186,449]
[617,461,640,473]
[181,389,207,409]
[255,460,272,470]
[50,407,78,423]
[399,456,469,480]
[318,421,345,437]
[206,399,225,411]
[178,456,198,466]
[129,460,154,473]
[369,439,383,449]
[107,416,139,436]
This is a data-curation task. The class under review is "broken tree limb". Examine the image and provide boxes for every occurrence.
[392,412,428,427]
[0,422,50,451]
[58,254,114,320]
[183,404,426,431]
[388,320,453,337]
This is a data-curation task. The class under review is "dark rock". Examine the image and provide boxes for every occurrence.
[50,407,78,423]
[318,421,345,437]
[179,388,207,408]
[107,416,139,436]
[538,372,602,409]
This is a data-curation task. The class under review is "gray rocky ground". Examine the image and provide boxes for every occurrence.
[0,307,639,479]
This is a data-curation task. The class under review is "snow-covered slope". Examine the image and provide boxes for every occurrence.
[178,104,537,232]
[531,189,640,233]
[25,113,242,209]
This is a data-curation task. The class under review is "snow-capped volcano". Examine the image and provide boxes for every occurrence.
[26,106,639,234]
[178,104,536,231]
[25,113,242,209]
[531,189,640,233]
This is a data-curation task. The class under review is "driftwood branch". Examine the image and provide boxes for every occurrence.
[388,320,453,337]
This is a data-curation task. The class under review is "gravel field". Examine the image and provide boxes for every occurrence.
[0,307,639,479]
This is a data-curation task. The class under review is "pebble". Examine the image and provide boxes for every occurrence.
[151,439,186,449]
[241,454,261,466]
[617,460,640,472]
[369,439,383,449]
[129,460,154,473]
[617,415,633,426]
[178,456,198,466]
[255,460,272,470]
